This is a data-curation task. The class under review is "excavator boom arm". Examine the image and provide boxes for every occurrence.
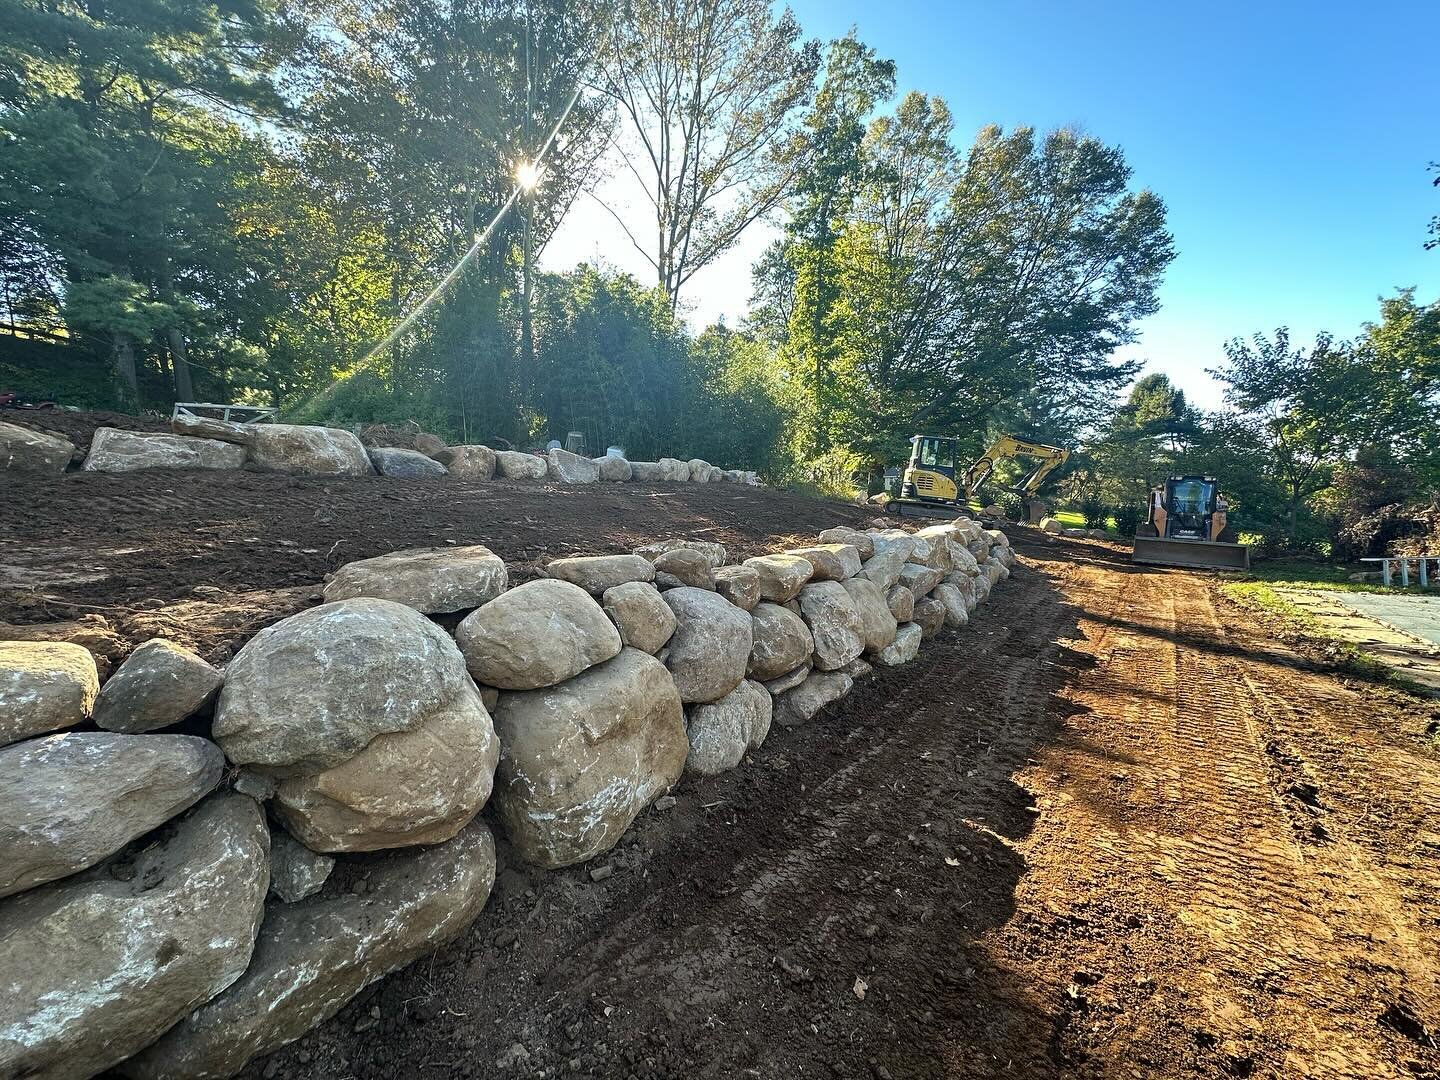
[959,436,1070,499]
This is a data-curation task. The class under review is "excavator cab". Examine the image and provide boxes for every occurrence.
[1132,476,1249,569]
[900,436,961,503]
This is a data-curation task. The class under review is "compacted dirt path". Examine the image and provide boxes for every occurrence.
[219,534,1440,1080]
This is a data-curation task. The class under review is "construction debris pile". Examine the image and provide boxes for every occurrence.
[0,416,760,486]
[0,515,1014,1079]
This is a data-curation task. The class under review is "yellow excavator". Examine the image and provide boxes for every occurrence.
[894,434,1070,521]
[1132,476,1250,569]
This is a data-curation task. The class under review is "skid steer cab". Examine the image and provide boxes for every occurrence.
[1132,476,1249,570]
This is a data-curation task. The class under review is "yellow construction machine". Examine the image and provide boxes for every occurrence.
[895,434,1070,521]
[1131,476,1250,570]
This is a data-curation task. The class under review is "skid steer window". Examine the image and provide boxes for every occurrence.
[1170,480,1212,515]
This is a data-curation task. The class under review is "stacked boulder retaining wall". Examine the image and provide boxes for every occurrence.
[0,513,1016,1079]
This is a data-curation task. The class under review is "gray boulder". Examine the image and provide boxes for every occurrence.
[653,547,716,589]
[601,582,676,655]
[214,598,475,777]
[747,602,814,681]
[912,596,946,638]
[627,460,668,483]
[872,622,923,667]
[842,577,898,655]
[93,639,223,733]
[635,539,728,568]
[714,565,761,610]
[593,454,632,482]
[545,553,656,595]
[885,584,915,622]
[83,428,246,472]
[456,579,622,691]
[268,831,334,904]
[323,545,508,614]
[762,663,811,695]
[932,582,971,629]
[662,587,754,703]
[0,641,98,748]
[855,547,908,590]
[773,671,853,727]
[494,449,548,480]
[121,819,495,1080]
[797,581,864,671]
[171,414,257,446]
[368,446,447,479]
[492,649,685,868]
[898,562,944,597]
[686,458,711,482]
[685,680,771,776]
[0,794,268,1080]
[433,444,496,480]
[0,732,224,898]
[742,553,814,603]
[942,572,978,613]
[272,682,497,852]
[247,424,373,476]
[657,456,690,481]
[1,420,76,472]
[546,448,600,483]
[818,527,874,559]
[785,543,861,582]
[949,543,982,578]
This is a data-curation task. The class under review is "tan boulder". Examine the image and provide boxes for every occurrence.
[545,553,656,594]
[0,641,98,748]
[323,545,508,614]
[600,581,676,655]
[885,584,915,622]
[714,565,761,610]
[797,581,864,671]
[83,429,246,472]
[842,577,898,655]
[662,587,754,703]
[747,601,815,681]
[742,553,814,602]
[433,444,496,480]
[495,449,548,480]
[685,680,771,776]
[785,543,862,582]
[653,547,716,589]
[455,579,621,691]
[247,424,372,476]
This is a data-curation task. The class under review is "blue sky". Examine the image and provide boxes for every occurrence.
[547,1,1440,409]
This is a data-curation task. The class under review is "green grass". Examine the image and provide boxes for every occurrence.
[1053,508,1120,534]
[1219,558,1431,596]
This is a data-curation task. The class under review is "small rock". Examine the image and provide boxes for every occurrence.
[92,639,223,734]
[589,864,614,882]
[653,795,677,812]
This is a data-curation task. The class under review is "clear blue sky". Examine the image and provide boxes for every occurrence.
[784,0,1440,409]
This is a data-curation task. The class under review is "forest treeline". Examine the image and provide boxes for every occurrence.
[2,0,1437,554]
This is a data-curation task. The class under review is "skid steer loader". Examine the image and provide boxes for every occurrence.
[1132,476,1249,570]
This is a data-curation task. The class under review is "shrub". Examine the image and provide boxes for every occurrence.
[1080,497,1109,530]
[1113,503,1142,536]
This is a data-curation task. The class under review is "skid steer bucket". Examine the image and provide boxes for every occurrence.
[1131,535,1250,570]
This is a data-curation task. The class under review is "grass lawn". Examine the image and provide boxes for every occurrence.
[1053,508,1121,535]
[1219,558,1430,596]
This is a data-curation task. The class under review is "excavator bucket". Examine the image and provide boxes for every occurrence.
[1132,535,1250,571]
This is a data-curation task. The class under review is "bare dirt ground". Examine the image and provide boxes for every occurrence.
[6,468,1439,1079]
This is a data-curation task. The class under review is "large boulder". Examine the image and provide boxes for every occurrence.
[593,454,632,482]
[0,794,269,1080]
[83,428,246,472]
[171,414,257,446]
[662,587,754,703]
[742,553,814,603]
[868,529,929,564]
[912,596,946,638]
[412,432,447,458]
[247,424,373,476]
[272,686,497,852]
[545,553,656,595]
[714,565,761,610]
[433,444,495,480]
[456,579,622,691]
[685,680,771,776]
[634,539,728,568]
[747,602,815,681]
[855,547,908,590]
[494,449,548,480]
[214,598,476,777]
[949,542,981,578]
[492,649,685,868]
[323,545,507,614]
[0,732,224,898]
[627,461,668,483]
[885,584,915,623]
[1,420,76,472]
[92,639,223,734]
[818,527,874,560]
[0,641,98,748]
[122,819,496,1080]
[898,562,945,597]
[368,446,447,479]
[984,527,1010,550]
[546,448,600,484]
[932,582,971,629]
[600,582,676,655]
[872,622,923,667]
[657,457,690,481]
[786,544,861,582]
[1039,516,1063,534]
[943,572,978,613]
[653,547,716,589]
[797,581,864,672]
[686,458,712,482]
[842,577,898,655]
[773,671,852,727]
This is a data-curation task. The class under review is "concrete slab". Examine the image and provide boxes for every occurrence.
[1283,590,1440,693]
[1321,590,1440,647]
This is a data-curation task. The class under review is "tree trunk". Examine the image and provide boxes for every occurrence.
[113,335,139,407]
[167,327,194,402]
